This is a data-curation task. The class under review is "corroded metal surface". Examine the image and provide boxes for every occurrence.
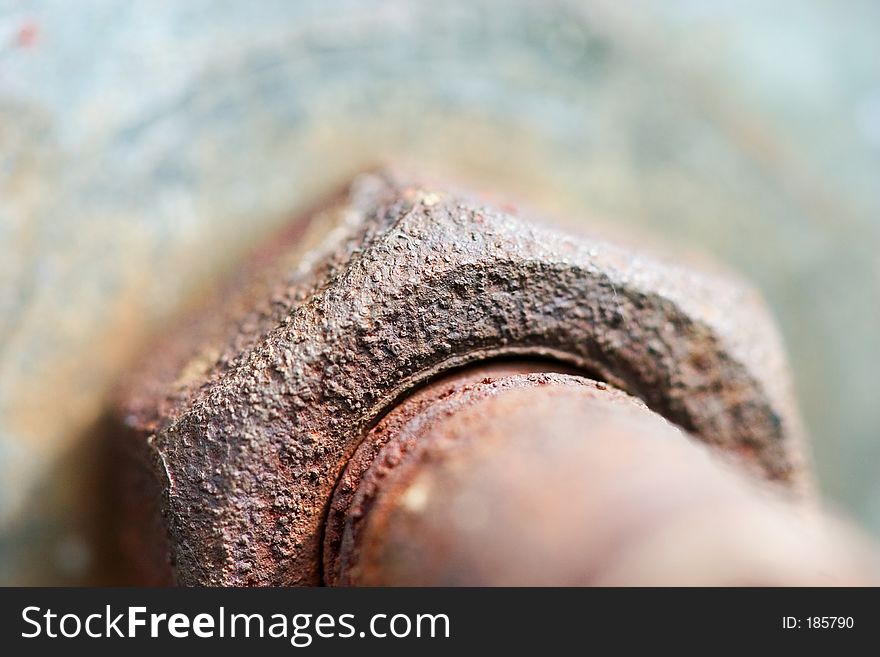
[118,169,806,585]
[333,369,875,586]
[5,1,880,587]
[324,361,583,583]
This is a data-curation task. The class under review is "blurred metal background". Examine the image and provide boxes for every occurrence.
[1,0,878,584]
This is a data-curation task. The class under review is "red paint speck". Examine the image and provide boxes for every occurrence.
[17,20,39,49]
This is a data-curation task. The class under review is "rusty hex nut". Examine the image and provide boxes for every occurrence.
[116,169,807,585]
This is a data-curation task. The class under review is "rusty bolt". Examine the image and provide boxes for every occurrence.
[117,168,811,585]
[327,363,876,586]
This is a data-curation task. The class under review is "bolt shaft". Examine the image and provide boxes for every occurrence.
[328,365,876,586]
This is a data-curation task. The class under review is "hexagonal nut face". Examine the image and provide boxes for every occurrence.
[116,168,806,585]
